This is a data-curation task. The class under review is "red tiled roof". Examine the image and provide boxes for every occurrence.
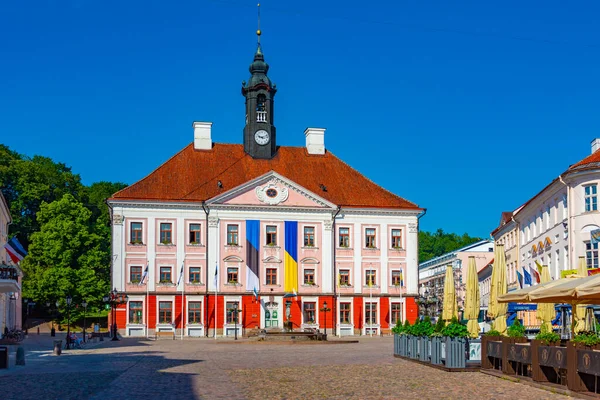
[111,143,421,210]
[568,150,600,171]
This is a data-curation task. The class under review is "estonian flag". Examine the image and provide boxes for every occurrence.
[176,262,184,286]
[139,263,149,286]
[516,270,523,289]
[5,237,27,263]
[213,263,219,289]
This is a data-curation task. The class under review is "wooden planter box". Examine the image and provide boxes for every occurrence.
[445,337,467,369]
[481,335,503,370]
[531,340,566,384]
[419,337,430,362]
[431,336,443,365]
[567,342,600,393]
[408,335,419,359]
[501,337,529,375]
[394,334,409,357]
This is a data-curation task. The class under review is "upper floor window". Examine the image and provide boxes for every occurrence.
[266,268,277,285]
[304,269,315,285]
[339,269,350,286]
[391,270,402,287]
[266,225,277,246]
[256,94,267,122]
[189,267,201,284]
[339,227,350,248]
[365,228,376,248]
[160,266,172,283]
[585,185,598,212]
[391,229,402,249]
[130,222,143,244]
[227,225,239,246]
[189,223,201,244]
[227,267,239,284]
[160,223,172,244]
[304,226,315,247]
[365,269,376,286]
[130,266,142,284]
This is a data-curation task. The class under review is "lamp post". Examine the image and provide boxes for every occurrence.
[105,289,128,341]
[66,295,72,349]
[23,298,29,334]
[82,301,87,343]
[233,303,238,340]
[418,288,438,320]
[320,301,331,336]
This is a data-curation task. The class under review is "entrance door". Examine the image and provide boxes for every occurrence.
[265,302,279,328]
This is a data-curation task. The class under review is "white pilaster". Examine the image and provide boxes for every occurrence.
[176,216,186,290]
[380,223,388,294]
[112,212,124,291]
[354,222,362,294]
[148,216,156,292]
[406,218,418,296]
[322,219,333,293]
[207,215,220,291]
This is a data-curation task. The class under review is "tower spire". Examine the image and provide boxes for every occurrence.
[256,3,261,46]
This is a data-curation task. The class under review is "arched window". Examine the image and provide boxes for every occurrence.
[256,94,267,122]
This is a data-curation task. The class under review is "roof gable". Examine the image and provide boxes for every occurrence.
[110,143,421,210]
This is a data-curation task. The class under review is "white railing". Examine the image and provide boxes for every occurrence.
[256,111,267,122]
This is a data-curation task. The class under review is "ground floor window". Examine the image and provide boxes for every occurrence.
[391,303,402,325]
[586,241,599,269]
[188,301,202,324]
[226,302,239,324]
[159,301,172,324]
[340,302,351,324]
[129,301,143,323]
[304,302,316,324]
[365,302,377,325]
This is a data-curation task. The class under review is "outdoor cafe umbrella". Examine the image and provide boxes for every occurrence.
[575,256,588,333]
[487,245,498,320]
[442,264,457,325]
[464,256,480,338]
[493,244,508,335]
[536,264,554,333]
[584,306,596,332]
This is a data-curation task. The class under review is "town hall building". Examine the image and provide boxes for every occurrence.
[108,33,424,338]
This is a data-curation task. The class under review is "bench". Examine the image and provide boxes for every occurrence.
[155,331,175,340]
[380,328,393,336]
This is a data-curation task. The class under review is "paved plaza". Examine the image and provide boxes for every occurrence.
[0,335,572,400]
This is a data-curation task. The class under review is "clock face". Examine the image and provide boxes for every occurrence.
[254,129,270,145]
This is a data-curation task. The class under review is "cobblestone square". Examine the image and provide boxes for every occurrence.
[0,335,570,400]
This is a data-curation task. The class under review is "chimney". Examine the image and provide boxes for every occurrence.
[193,122,212,150]
[592,139,600,154]
[304,127,326,155]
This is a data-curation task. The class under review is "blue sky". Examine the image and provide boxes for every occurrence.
[1,0,599,238]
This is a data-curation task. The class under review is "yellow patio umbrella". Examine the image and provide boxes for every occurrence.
[536,264,554,332]
[575,256,588,333]
[442,264,457,325]
[493,244,508,334]
[464,256,480,338]
[487,245,498,321]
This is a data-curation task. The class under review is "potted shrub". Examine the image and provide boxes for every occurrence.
[441,317,469,368]
[414,317,433,362]
[430,317,446,365]
[397,320,411,357]
[392,319,405,356]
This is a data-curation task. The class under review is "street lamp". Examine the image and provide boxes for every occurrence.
[105,289,128,341]
[320,301,331,336]
[233,303,238,340]
[82,301,87,343]
[66,295,72,349]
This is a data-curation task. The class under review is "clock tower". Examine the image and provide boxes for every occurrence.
[242,29,277,159]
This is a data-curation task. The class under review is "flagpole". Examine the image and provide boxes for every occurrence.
[214,261,218,340]
[181,261,185,341]
[370,282,373,338]
[146,263,149,339]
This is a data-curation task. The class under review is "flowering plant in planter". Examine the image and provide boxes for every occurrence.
[441,317,469,338]
[507,319,526,338]
[572,331,600,347]
[535,324,560,345]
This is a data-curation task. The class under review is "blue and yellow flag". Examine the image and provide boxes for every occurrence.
[284,221,298,293]
[246,220,260,293]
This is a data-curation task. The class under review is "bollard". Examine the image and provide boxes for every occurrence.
[50,327,55,337]
[16,347,25,366]
[37,327,40,335]
[53,340,62,356]
[100,333,104,342]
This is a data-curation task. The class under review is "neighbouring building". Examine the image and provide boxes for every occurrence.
[418,240,494,317]
[0,191,22,334]
[500,139,600,282]
[491,210,521,291]
[108,34,424,338]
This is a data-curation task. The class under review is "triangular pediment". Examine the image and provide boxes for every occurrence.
[207,171,335,209]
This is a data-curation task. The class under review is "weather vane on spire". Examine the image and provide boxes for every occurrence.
[256,3,261,44]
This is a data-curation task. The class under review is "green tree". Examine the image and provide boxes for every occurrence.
[0,145,84,245]
[20,193,110,320]
[419,229,482,263]
[83,181,127,226]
